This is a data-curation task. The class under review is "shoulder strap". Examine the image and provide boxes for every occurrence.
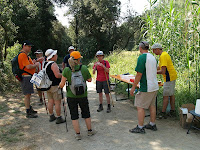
[79,65,82,71]
[44,61,54,73]
[104,60,106,67]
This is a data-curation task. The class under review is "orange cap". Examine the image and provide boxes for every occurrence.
[70,51,82,59]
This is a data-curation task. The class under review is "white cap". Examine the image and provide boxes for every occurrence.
[68,46,75,52]
[96,51,104,56]
[151,43,163,49]
[45,49,57,60]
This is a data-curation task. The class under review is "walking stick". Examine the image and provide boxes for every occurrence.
[61,88,68,132]
[42,92,48,115]
[105,71,114,107]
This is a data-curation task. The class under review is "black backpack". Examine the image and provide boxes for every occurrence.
[11,52,32,81]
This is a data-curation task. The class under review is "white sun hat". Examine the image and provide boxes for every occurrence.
[45,49,57,60]
[68,46,75,51]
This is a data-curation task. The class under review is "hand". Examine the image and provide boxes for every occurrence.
[130,87,135,96]
[35,62,40,68]
[32,59,36,64]
[37,57,44,62]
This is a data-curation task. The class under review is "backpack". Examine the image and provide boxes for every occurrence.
[11,52,32,81]
[30,61,54,91]
[69,65,86,95]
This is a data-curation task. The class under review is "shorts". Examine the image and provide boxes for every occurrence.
[67,97,90,120]
[96,80,110,94]
[134,91,158,109]
[163,80,176,96]
[20,76,34,95]
[46,86,62,100]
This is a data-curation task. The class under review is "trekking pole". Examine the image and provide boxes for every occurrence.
[105,71,114,107]
[61,88,68,132]
[42,92,48,115]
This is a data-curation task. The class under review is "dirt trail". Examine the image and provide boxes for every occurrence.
[0,82,199,150]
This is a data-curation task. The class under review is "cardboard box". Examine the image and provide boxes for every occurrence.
[179,103,195,129]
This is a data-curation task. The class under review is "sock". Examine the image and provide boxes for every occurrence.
[138,125,144,129]
[99,104,102,106]
[150,122,155,126]
[108,104,110,107]
[88,129,92,132]
[57,116,61,118]
[50,113,54,116]
[76,132,80,134]
[26,109,31,114]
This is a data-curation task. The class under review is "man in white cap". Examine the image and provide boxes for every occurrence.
[152,43,177,119]
[62,46,75,70]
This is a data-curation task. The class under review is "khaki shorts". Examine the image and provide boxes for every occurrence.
[134,91,158,109]
[163,80,176,96]
[47,86,62,100]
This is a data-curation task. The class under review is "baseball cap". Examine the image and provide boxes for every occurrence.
[34,49,43,54]
[139,41,149,50]
[45,49,57,60]
[96,51,104,56]
[22,40,33,47]
[70,51,82,59]
[151,43,163,49]
[68,46,75,52]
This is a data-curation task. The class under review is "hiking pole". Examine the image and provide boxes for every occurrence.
[105,71,114,107]
[42,92,48,115]
[61,88,68,132]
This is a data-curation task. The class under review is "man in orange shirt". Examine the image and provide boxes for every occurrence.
[18,40,40,118]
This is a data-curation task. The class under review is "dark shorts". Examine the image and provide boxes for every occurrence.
[96,80,110,94]
[67,97,90,120]
[20,76,34,95]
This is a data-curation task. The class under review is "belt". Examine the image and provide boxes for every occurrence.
[22,75,32,77]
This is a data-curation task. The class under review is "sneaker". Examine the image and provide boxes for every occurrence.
[26,112,38,118]
[88,130,97,136]
[30,106,37,114]
[144,123,157,131]
[168,110,176,117]
[129,125,145,134]
[97,104,103,112]
[49,114,56,122]
[106,105,111,113]
[157,112,167,119]
[75,133,81,140]
[56,116,66,124]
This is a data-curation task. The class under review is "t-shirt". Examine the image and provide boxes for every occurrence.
[62,65,91,98]
[63,54,70,67]
[159,51,177,82]
[93,60,110,82]
[18,52,35,75]
[135,53,159,92]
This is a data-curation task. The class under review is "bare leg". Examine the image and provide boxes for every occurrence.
[24,94,31,109]
[72,120,80,133]
[137,107,145,126]
[170,95,175,110]
[162,96,169,112]
[99,93,103,104]
[149,105,156,123]
[105,93,110,104]
[54,100,61,116]
[38,90,42,100]
[84,118,92,130]
[48,99,54,115]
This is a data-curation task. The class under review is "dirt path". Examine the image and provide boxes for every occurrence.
[0,82,199,150]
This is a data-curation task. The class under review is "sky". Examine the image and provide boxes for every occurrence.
[54,0,150,27]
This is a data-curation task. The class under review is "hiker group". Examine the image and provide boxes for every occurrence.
[13,40,177,139]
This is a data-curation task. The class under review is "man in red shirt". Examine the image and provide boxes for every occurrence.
[93,51,111,113]
[18,40,39,118]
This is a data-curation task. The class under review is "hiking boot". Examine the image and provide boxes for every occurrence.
[168,110,176,117]
[88,130,97,136]
[97,104,103,112]
[30,106,37,114]
[56,116,66,124]
[106,105,111,113]
[144,123,158,131]
[49,114,56,122]
[157,112,167,119]
[75,133,81,140]
[26,112,38,118]
[129,125,145,134]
